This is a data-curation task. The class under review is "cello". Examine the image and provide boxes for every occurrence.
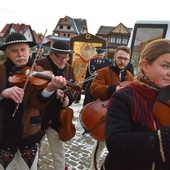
[80,81,131,141]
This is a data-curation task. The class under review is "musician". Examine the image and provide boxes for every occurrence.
[36,40,77,170]
[102,39,170,170]
[0,33,66,170]
[90,46,134,170]
[31,44,46,61]
[81,47,112,106]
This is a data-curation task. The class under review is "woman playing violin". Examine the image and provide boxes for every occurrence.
[36,40,78,170]
[102,39,170,170]
[0,33,66,170]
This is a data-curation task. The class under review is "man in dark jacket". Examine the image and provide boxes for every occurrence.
[0,33,66,170]
[36,40,79,170]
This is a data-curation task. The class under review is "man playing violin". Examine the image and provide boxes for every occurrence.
[0,33,66,170]
[36,40,78,170]
[102,39,170,170]
[89,45,134,170]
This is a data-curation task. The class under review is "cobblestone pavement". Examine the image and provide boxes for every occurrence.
[38,95,108,170]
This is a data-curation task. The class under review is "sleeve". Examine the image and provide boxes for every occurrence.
[90,69,109,100]
[28,88,56,110]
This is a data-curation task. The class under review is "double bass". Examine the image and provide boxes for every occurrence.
[80,81,131,141]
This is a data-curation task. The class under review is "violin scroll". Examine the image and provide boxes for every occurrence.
[65,81,81,100]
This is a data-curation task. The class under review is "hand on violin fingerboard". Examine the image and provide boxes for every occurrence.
[46,75,66,92]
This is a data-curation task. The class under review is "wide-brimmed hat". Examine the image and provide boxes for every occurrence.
[50,40,74,54]
[95,46,106,54]
[0,33,36,51]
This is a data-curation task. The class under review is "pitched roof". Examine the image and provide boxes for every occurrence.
[96,23,132,35]
[55,16,87,34]
[96,26,114,35]
[0,23,50,44]
[1,23,31,34]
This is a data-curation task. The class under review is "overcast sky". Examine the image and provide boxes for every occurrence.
[0,0,169,36]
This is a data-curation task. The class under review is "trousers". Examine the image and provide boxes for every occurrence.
[0,148,39,170]
[45,127,65,170]
[89,140,106,170]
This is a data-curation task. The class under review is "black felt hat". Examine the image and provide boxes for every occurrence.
[95,46,106,54]
[0,33,36,51]
[50,40,74,54]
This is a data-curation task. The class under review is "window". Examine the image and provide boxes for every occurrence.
[129,22,168,75]
[116,37,121,44]
[122,38,128,44]
[110,37,115,43]
[67,26,71,29]
[59,25,63,29]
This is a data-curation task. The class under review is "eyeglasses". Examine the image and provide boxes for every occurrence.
[117,56,130,62]
[53,53,70,61]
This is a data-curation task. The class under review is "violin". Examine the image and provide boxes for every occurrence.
[80,80,131,141]
[8,66,53,89]
[8,66,81,91]
[58,107,76,142]
[9,66,81,141]
[57,80,81,142]
[153,85,170,126]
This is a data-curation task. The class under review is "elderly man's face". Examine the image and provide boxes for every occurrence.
[6,43,30,67]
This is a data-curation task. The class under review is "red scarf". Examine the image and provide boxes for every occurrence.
[129,81,161,131]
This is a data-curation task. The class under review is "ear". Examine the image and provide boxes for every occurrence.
[141,59,149,72]
[50,52,54,57]
[5,51,9,57]
[113,54,116,62]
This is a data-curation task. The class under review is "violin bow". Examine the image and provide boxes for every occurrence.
[77,73,97,85]
[12,29,48,117]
